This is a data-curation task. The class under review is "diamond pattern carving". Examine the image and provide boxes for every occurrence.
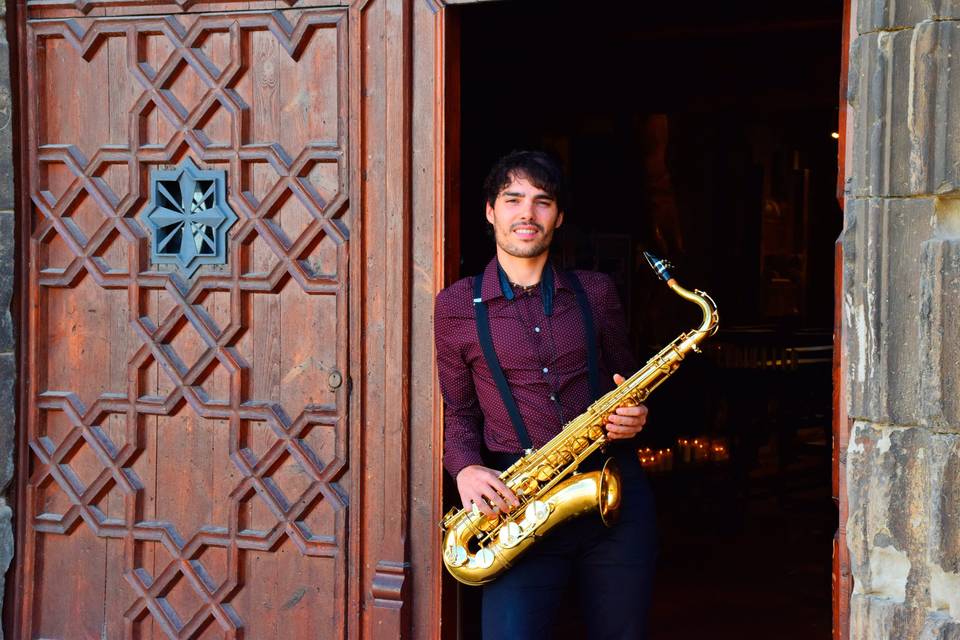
[23,10,350,638]
[160,572,206,629]
[264,188,317,251]
[61,191,109,246]
[91,228,130,275]
[91,160,131,206]
[297,229,340,280]
[37,160,78,208]
[161,57,212,121]
[57,434,105,494]
[162,313,213,377]
[262,449,314,513]
[89,477,127,525]
[38,226,75,273]
[126,537,242,638]
[194,101,232,149]
[237,418,275,468]
[34,475,72,521]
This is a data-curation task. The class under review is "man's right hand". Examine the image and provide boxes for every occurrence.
[456,465,520,518]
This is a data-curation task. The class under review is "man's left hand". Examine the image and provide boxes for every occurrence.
[604,373,649,439]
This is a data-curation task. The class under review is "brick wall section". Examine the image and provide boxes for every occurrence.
[845,1,960,638]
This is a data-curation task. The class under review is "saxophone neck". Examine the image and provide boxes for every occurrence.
[644,252,718,338]
[588,253,721,409]
[665,279,719,338]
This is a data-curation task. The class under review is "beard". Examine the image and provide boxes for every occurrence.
[494,221,553,258]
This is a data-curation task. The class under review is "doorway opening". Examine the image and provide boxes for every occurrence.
[447,1,843,638]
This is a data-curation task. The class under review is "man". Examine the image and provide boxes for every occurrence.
[435,150,657,639]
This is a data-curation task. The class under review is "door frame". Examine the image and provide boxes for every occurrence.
[432,2,856,639]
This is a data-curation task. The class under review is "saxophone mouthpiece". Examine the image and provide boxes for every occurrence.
[643,251,673,282]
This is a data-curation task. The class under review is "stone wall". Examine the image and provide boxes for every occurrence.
[845,2,960,638]
[0,1,12,637]
[0,1,11,636]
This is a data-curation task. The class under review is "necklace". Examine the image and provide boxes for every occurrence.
[509,280,539,294]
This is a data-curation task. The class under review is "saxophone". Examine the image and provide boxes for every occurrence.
[440,252,719,586]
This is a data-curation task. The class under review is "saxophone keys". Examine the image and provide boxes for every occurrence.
[514,475,539,497]
[475,514,499,532]
[535,465,555,482]
[498,521,523,548]
[445,545,468,567]
[524,500,550,526]
[471,548,495,570]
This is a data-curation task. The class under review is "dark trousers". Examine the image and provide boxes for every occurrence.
[481,448,657,640]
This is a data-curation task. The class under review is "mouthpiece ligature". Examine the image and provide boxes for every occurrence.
[643,251,674,282]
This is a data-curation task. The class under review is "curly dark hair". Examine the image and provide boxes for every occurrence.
[482,150,568,212]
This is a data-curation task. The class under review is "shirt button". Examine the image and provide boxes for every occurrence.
[550,394,557,402]
[534,326,541,333]
[542,367,549,373]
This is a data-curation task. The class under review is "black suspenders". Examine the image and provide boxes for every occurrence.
[472,269,600,452]
[567,274,601,400]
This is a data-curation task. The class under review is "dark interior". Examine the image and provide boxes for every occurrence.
[453,1,843,638]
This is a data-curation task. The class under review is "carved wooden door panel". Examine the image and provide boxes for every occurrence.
[15,8,355,638]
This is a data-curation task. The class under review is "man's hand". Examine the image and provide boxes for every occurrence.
[456,465,520,518]
[605,373,649,440]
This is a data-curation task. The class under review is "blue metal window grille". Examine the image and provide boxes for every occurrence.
[145,158,237,277]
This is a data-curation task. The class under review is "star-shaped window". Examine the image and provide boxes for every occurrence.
[145,158,238,277]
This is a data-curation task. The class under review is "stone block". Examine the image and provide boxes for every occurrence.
[0,497,9,640]
[842,198,934,424]
[851,595,925,640]
[905,21,960,196]
[858,0,960,33]
[931,435,960,564]
[0,21,12,213]
[848,425,960,632]
[924,616,960,640]
[929,435,960,617]
[850,22,960,197]
[0,211,12,354]
[0,353,11,494]
[848,30,913,197]
[847,424,932,608]
[851,595,960,640]
[919,205,960,430]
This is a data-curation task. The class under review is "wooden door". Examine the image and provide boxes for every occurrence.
[14,6,357,638]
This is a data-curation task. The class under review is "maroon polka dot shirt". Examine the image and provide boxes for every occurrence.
[435,257,638,479]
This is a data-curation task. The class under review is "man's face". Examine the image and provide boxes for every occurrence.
[485,174,564,259]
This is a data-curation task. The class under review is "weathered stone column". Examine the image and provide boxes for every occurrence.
[845,3,960,638]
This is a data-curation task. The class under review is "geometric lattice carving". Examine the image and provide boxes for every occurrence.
[23,10,351,638]
[145,158,236,277]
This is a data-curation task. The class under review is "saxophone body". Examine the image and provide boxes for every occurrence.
[440,253,719,586]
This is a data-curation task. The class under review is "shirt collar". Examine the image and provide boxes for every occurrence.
[478,256,572,309]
